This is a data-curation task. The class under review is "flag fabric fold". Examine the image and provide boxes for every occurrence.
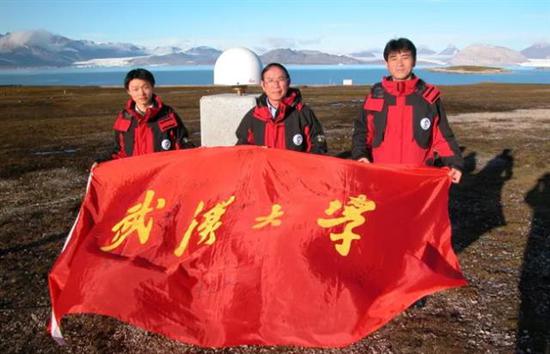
[48,146,466,348]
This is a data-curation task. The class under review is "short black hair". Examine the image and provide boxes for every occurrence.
[383,38,417,64]
[261,63,290,81]
[124,68,155,89]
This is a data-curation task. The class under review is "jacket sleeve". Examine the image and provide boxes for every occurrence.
[111,132,124,160]
[173,112,195,149]
[235,110,253,145]
[303,107,328,154]
[432,99,464,170]
[351,107,369,160]
[109,111,127,160]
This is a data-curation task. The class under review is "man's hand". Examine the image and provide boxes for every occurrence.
[358,157,371,164]
[448,168,462,184]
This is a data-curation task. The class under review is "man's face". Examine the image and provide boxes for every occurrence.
[386,50,415,81]
[261,67,289,105]
[127,78,154,107]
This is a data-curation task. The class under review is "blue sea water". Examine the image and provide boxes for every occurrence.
[0,65,549,86]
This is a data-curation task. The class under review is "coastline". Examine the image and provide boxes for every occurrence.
[4,65,550,86]
[428,66,508,74]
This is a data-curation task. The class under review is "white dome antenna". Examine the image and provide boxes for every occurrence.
[214,47,262,95]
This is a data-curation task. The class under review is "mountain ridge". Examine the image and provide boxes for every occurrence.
[1,30,547,68]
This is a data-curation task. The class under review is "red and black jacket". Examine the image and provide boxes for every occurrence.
[351,75,463,170]
[235,88,328,154]
[111,95,193,159]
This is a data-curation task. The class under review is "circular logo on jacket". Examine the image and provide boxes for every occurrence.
[293,134,303,146]
[420,117,431,130]
[161,139,172,150]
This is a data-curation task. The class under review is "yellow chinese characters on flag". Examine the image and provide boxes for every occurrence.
[100,191,236,256]
[101,190,165,252]
[99,188,375,258]
[317,194,376,256]
[253,204,284,229]
[49,146,467,349]
[174,195,236,257]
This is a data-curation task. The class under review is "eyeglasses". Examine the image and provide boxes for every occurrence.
[263,77,289,86]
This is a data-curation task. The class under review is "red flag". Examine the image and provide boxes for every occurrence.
[48,146,466,348]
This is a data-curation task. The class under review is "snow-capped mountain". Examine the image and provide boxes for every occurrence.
[0,30,146,67]
[1,30,547,68]
[147,46,183,56]
[417,46,436,56]
[349,50,376,58]
[74,46,223,67]
[260,48,364,65]
[131,46,222,66]
[438,45,460,56]
[521,42,550,59]
[450,44,527,66]
[185,46,222,59]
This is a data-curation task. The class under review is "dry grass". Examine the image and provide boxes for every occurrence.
[0,84,549,353]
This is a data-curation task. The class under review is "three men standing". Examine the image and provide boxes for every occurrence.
[111,38,463,186]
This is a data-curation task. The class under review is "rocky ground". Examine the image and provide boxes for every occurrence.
[0,84,549,353]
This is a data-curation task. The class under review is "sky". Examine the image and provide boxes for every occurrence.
[0,0,549,54]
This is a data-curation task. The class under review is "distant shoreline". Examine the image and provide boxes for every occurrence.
[428,65,508,74]
[4,65,550,86]
[3,83,550,92]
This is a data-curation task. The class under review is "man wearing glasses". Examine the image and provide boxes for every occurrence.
[235,63,328,154]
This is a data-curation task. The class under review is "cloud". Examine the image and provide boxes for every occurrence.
[264,37,297,49]
[297,37,323,46]
[262,36,324,49]
[0,29,66,53]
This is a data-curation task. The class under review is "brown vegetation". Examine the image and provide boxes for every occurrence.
[1,84,549,353]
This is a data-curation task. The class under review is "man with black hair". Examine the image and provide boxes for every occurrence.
[352,38,463,183]
[235,63,328,154]
[110,68,193,159]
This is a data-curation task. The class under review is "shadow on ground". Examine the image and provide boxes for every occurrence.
[516,173,550,353]
[450,148,514,253]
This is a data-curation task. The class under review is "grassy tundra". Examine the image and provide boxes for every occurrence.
[1,84,549,353]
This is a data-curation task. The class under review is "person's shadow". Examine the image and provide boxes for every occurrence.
[450,148,514,253]
[516,173,550,353]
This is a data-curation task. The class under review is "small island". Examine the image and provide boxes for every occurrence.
[428,65,508,74]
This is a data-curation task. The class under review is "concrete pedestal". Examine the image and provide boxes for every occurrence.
[200,93,258,147]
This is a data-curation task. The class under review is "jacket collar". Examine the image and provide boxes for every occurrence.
[381,74,419,96]
[125,94,163,121]
[254,88,303,123]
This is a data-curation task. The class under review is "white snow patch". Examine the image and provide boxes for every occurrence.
[519,58,550,68]
[72,56,147,67]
